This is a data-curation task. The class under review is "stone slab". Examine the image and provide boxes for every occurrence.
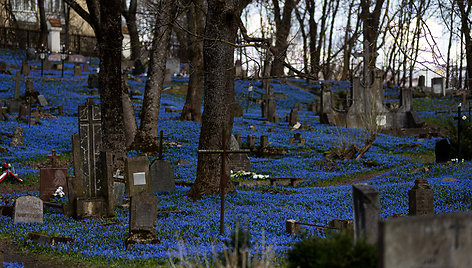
[125,156,150,197]
[379,212,472,268]
[13,196,43,223]
[150,159,175,193]
[39,168,68,201]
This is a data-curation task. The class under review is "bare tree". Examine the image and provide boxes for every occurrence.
[188,0,251,201]
[38,0,47,47]
[456,0,472,90]
[121,0,141,60]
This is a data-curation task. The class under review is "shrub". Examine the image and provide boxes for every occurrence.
[287,231,377,268]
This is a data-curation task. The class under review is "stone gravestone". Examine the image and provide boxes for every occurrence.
[6,99,20,113]
[37,95,48,107]
[10,126,23,147]
[13,196,43,224]
[0,61,8,74]
[228,135,251,172]
[379,212,472,268]
[88,74,99,89]
[73,64,82,76]
[114,180,126,206]
[43,60,51,71]
[435,138,451,163]
[39,150,68,201]
[288,108,299,125]
[164,69,172,84]
[125,191,159,248]
[418,75,425,88]
[12,71,22,99]
[431,77,444,95]
[261,85,277,122]
[21,60,30,76]
[408,178,434,216]
[125,156,150,197]
[352,184,379,244]
[83,62,90,72]
[150,159,175,193]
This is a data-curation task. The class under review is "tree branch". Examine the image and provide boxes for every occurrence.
[63,0,93,27]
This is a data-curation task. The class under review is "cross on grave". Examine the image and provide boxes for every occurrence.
[78,98,102,198]
[261,86,276,122]
[47,150,60,168]
[197,127,250,235]
[150,130,175,193]
[12,72,23,99]
[453,103,468,162]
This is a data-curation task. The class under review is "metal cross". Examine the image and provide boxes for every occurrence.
[197,127,250,235]
[453,103,467,162]
[47,150,60,168]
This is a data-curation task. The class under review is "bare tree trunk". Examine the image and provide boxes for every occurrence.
[180,0,204,122]
[294,7,308,73]
[135,0,177,148]
[122,0,141,61]
[445,2,455,88]
[323,0,339,80]
[38,0,48,47]
[188,0,250,201]
[457,0,472,91]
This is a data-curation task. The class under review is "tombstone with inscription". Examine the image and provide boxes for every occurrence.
[125,191,159,248]
[10,126,23,147]
[13,196,43,224]
[125,156,150,197]
[379,212,472,268]
[408,178,434,216]
[352,184,379,244]
[40,150,68,201]
[73,64,82,76]
[228,135,251,172]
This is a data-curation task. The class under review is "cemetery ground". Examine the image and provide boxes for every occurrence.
[0,48,472,266]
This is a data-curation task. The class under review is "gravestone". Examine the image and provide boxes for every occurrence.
[43,60,51,71]
[352,184,379,244]
[26,48,36,60]
[418,75,425,88]
[408,178,434,216]
[68,54,86,63]
[73,64,82,76]
[132,59,145,76]
[261,87,277,122]
[0,61,8,74]
[37,95,48,107]
[21,60,30,76]
[6,99,20,113]
[25,79,34,95]
[39,150,68,201]
[12,71,22,99]
[379,212,472,268]
[235,59,242,79]
[435,138,451,163]
[83,62,90,72]
[125,191,159,248]
[114,181,125,206]
[234,134,242,148]
[166,57,180,75]
[228,134,251,172]
[125,156,150,197]
[150,159,175,193]
[432,77,444,95]
[13,196,43,223]
[260,135,269,148]
[88,74,99,89]
[246,135,255,150]
[288,108,299,125]
[164,69,172,84]
[10,126,23,147]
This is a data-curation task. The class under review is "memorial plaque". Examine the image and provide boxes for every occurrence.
[39,168,67,201]
[13,196,43,223]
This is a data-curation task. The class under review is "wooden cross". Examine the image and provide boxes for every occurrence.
[197,127,250,235]
[11,71,22,100]
[48,150,60,168]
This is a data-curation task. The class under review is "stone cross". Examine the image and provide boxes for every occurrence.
[198,127,250,235]
[12,72,22,99]
[78,98,102,198]
[48,150,60,168]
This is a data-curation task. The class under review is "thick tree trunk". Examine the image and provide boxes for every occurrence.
[122,74,137,147]
[180,0,204,122]
[270,0,296,77]
[135,0,176,147]
[98,0,126,156]
[457,1,472,90]
[187,0,250,201]
[38,0,48,47]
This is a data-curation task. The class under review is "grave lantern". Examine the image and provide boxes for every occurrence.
[39,44,48,77]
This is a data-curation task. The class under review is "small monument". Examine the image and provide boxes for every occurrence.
[13,196,43,224]
[352,184,379,244]
[39,150,68,201]
[408,178,434,216]
[125,191,159,248]
[125,156,150,197]
[150,131,175,193]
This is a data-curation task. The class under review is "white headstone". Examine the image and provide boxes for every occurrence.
[13,196,43,223]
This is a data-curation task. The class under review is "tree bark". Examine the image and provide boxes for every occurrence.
[187,0,250,201]
[135,0,177,148]
[180,0,205,122]
[270,0,297,77]
[121,0,141,61]
[456,0,472,90]
[38,0,48,47]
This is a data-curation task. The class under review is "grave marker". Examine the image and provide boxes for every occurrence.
[39,150,68,201]
[125,191,159,248]
[73,64,82,76]
[288,108,299,125]
[37,95,48,107]
[150,131,175,193]
[125,156,150,197]
[408,178,434,216]
[0,61,6,73]
[21,60,30,76]
[352,184,379,244]
[12,72,22,99]
[10,126,23,147]
[13,196,43,223]
[88,74,99,89]
[379,212,472,268]
[435,138,451,163]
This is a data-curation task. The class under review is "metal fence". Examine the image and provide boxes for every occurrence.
[0,26,97,56]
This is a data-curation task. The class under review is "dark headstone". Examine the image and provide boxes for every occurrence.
[37,95,48,107]
[88,74,99,89]
[260,135,269,148]
[285,219,301,234]
[73,64,82,76]
[21,61,30,76]
[6,99,20,113]
[10,126,23,147]
[39,168,67,201]
[0,61,6,73]
[114,182,125,206]
[352,184,379,244]
[43,60,51,71]
[125,191,159,248]
[26,48,36,60]
[13,196,43,223]
[25,79,33,94]
[289,108,299,125]
[125,156,150,197]
[75,197,106,218]
[132,59,145,76]
[150,159,175,193]
[247,135,255,149]
[234,134,242,148]
[228,154,251,173]
[83,62,90,72]
[379,212,472,268]
[435,138,451,163]
[408,178,434,216]
[68,54,86,63]
[12,71,22,99]
[418,75,425,88]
